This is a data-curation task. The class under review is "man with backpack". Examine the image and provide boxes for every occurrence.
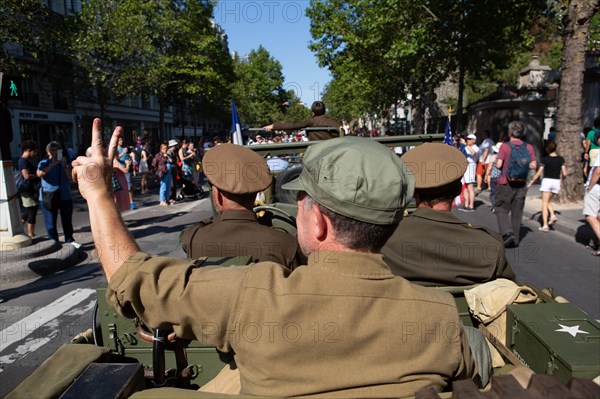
[494,121,537,248]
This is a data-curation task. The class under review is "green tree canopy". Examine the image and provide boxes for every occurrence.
[71,0,233,133]
[322,61,378,122]
[71,0,161,115]
[231,46,288,126]
[307,0,547,127]
[1,0,69,75]
[143,0,233,114]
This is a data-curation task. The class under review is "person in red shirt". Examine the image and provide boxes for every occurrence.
[494,121,537,247]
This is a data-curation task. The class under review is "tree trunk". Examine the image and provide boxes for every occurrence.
[556,0,599,202]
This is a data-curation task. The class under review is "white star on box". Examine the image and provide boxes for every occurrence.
[555,324,590,337]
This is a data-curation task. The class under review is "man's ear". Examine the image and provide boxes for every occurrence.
[312,204,328,241]
[212,186,224,212]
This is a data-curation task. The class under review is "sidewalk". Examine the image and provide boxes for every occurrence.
[477,183,596,247]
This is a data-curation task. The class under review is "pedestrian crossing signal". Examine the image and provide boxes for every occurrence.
[9,80,18,97]
[1,75,21,99]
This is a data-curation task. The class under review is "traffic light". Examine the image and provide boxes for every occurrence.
[1,75,21,100]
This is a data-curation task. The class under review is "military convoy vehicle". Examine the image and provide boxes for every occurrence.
[5,133,599,399]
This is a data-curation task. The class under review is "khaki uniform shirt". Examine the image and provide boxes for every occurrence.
[107,250,476,398]
[273,114,340,141]
[181,209,299,270]
[382,208,516,287]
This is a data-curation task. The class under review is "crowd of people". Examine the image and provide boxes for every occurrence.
[111,136,206,208]
[448,118,599,255]
[15,134,211,243]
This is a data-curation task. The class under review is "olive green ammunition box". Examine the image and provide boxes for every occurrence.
[506,303,600,383]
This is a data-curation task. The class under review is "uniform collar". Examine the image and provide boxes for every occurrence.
[410,207,470,226]
[307,250,394,279]
[218,209,258,222]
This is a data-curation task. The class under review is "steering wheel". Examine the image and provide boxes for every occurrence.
[253,205,296,222]
[253,205,297,237]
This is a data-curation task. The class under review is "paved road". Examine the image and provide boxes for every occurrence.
[456,198,600,320]
[1,194,598,396]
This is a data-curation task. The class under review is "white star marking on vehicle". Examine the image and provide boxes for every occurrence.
[555,324,590,337]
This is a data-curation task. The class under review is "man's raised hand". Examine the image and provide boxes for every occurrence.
[71,118,122,201]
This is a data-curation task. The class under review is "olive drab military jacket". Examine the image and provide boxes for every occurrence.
[107,250,477,398]
[382,207,516,287]
[181,209,299,270]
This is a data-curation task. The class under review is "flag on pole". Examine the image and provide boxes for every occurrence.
[443,117,454,146]
[231,97,243,145]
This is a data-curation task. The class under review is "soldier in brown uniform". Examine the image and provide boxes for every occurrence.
[72,120,477,398]
[382,143,516,287]
[180,144,299,269]
[263,101,340,141]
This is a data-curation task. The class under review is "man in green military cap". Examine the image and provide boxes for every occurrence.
[72,119,477,398]
[180,143,299,269]
[382,143,515,286]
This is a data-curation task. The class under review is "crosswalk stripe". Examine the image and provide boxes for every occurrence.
[0,288,96,363]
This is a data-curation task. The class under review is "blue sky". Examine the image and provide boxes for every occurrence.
[214,0,332,106]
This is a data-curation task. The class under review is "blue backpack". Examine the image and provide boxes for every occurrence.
[14,168,32,194]
[506,142,531,182]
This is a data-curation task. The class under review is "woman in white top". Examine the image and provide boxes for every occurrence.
[461,134,479,211]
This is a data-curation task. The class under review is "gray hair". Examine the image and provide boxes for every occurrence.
[46,141,61,152]
[303,195,397,252]
[508,121,525,138]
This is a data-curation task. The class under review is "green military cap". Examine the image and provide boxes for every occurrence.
[282,136,415,225]
[203,144,272,194]
[401,143,467,189]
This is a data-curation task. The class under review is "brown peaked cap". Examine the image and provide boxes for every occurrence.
[203,144,272,194]
[401,143,467,189]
